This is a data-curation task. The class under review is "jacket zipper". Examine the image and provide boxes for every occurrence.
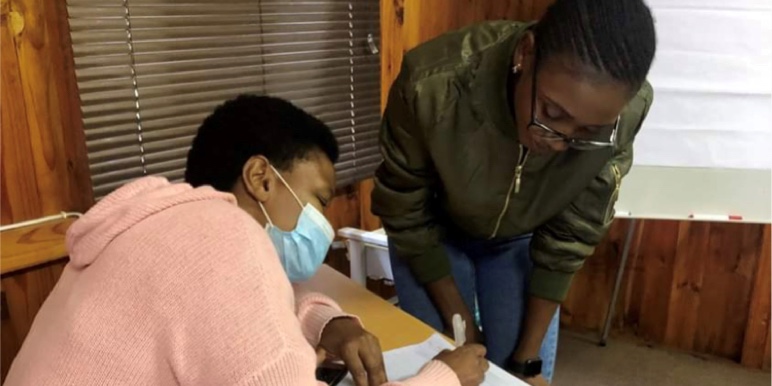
[604,164,622,221]
[490,145,530,239]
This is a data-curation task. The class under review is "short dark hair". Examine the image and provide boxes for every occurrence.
[534,0,657,91]
[185,94,339,191]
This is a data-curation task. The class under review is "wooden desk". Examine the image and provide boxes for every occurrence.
[301,265,436,351]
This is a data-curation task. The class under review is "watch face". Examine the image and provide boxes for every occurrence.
[522,358,543,377]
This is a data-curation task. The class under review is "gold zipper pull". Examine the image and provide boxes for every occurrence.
[612,165,621,194]
[514,145,529,194]
[490,145,530,239]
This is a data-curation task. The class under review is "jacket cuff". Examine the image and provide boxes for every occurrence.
[407,244,452,284]
[528,266,575,303]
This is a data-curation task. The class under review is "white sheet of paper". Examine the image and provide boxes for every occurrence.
[339,333,526,386]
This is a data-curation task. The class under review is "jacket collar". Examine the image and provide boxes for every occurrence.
[470,22,534,141]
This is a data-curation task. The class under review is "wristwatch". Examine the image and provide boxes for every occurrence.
[508,357,543,378]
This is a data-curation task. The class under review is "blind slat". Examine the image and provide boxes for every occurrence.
[137,76,379,111]
[89,156,143,176]
[75,54,377,82]
[335,153,382,171]
[87,123,379,176]
[73,45,375,70]
[335,159,382,186]
[87,142,139,160]
[140,65,379,97]
[73,34,376,56]
[71,25,376,46]
[338,138,381,155]
[83,95,381,141]
[149,82,375,110]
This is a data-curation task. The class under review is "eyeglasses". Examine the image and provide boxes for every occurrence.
[527,58,619,151]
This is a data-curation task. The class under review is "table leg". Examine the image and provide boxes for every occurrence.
[599,218,637,346]
[347,239,367,286]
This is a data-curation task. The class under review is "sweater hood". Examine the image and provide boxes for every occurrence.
[66,177,237,268]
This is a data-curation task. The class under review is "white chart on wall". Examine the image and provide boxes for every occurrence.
[617,0,772,223]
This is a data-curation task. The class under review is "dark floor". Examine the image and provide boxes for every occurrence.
[553,332,770,386]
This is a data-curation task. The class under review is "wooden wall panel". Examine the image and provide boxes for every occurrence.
[693,223,762,359]
[1,0,38,224]
[565,220,770,368]
[325,181,381,235]
[624,220,680,343]
[324,181,382,275]
[0,0,92,226]
[742,227,771,369]
[1,0,90,381]
[664,222,711,350]
[357,179,381,231]
[379,0,405,109]
[380,0,553,107]
[326,186,363,234]
[561,219,638,330]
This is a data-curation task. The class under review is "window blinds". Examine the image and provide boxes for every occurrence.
[66,0,382,199]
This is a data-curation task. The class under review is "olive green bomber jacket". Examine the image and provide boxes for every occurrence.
[371,21,653,302]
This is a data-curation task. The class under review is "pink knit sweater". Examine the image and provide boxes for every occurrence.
[5,177,459,386]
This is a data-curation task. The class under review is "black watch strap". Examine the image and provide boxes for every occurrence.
[508,357,543,378]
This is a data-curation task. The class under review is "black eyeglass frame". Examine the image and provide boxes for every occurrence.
[527,55,620,151]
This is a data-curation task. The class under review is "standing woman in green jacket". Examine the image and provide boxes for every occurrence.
[372,0,656,384]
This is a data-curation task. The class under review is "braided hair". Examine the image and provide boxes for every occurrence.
[534,0,657,92]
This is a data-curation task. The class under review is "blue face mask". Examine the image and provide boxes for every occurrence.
[259,166,334,282]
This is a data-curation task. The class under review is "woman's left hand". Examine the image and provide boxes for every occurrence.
[319,317,387,386]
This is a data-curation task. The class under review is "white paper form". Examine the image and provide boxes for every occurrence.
[339,333,526,386]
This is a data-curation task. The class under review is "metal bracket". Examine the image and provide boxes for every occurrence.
[367,33,379,55]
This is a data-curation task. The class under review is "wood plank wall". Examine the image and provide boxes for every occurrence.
[380,0,771,370]
[1,0,92,379]
[0,0,92,224]
[563,220,771,369]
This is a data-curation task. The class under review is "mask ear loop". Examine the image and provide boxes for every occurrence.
[258,202,274,226]
[269,165,304,208]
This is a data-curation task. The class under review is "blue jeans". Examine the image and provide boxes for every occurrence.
[389,235,559,382]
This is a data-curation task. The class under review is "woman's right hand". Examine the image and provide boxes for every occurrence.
[434,344,489,386]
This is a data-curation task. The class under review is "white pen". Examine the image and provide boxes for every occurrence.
[452,313,466,347]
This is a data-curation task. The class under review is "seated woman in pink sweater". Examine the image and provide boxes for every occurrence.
[6,95,488,386]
